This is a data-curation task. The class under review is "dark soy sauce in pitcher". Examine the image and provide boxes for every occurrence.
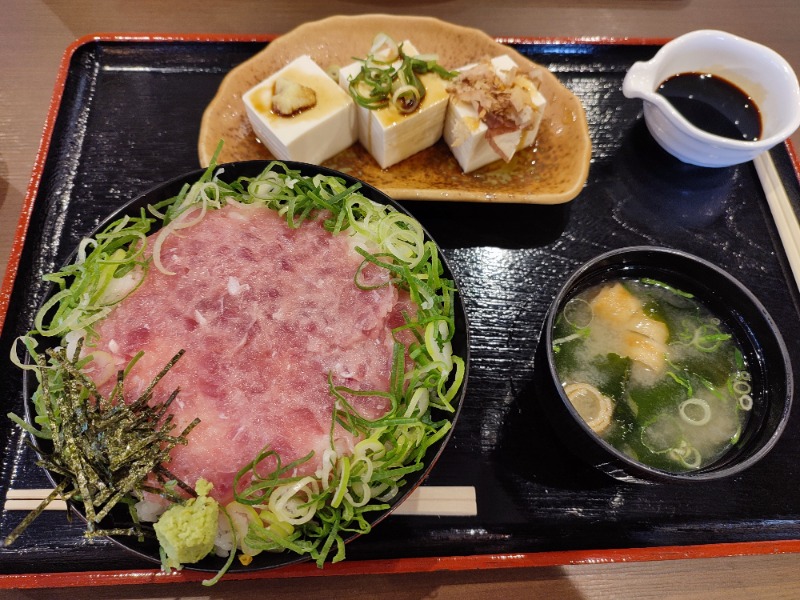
[657,72,763,141]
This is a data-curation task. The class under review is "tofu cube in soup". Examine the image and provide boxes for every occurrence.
[243,55,358,164]
[444,55,547,173]
[338,42,449,169]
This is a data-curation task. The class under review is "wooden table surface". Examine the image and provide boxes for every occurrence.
[1,1,800,598]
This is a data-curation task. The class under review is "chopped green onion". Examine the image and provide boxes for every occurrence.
[679,398,712,426]
[641,278,695,298]
[346,33,456,113]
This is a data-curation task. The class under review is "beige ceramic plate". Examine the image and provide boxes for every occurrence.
[198,14,592,203]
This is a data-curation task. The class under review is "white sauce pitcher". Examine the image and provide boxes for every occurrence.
[622,30,800,167]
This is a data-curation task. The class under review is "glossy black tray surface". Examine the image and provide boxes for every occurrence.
[2,38,800,576]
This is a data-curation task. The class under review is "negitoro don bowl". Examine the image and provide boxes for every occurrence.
[535,246,792,484]
[20,160,470,572]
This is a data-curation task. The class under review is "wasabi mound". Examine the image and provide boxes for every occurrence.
[154,479,219,570]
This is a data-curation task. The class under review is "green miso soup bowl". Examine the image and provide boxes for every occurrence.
[536,246,793,484]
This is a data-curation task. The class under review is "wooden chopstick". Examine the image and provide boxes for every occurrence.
[391,486,477,516]
[755,151,800,294]
[4,489,68,512]
[4,486,477,517]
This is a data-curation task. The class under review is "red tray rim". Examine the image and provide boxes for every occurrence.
[4,539,800,590]
[2,32,800,588]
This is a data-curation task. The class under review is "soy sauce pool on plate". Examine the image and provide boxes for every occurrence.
[657,72,763,141]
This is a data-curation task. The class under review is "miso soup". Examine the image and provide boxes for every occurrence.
[552,278,752,473]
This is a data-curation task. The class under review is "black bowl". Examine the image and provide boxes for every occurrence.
[22,160,470,572]
[535,246,792,483]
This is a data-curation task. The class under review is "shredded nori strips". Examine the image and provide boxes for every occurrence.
[4,343,199,547]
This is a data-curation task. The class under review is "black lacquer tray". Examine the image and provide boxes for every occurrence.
[2,35,800,582]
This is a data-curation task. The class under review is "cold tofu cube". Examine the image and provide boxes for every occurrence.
[338,42,449,169]
[243,55,357,164]
[444,55,547,173]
